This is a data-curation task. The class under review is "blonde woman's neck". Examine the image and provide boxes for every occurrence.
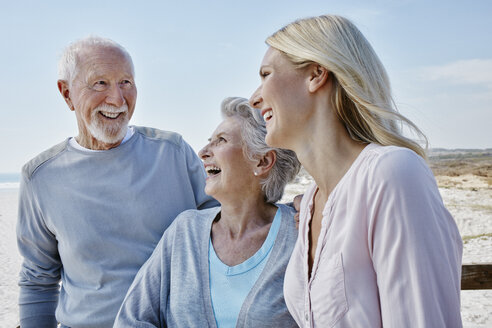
[293,103,366,197]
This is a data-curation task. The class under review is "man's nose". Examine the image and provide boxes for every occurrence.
[106,84,125,107]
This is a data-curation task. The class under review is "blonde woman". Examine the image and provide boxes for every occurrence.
[249,15,462,327]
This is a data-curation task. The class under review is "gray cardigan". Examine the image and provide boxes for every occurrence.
[114,204,299,328]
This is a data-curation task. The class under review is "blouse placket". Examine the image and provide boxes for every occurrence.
[303,189,336,328]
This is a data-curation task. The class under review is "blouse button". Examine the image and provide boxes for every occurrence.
[305,313,309,321]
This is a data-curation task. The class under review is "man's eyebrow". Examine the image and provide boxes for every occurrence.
[83,72,102,82]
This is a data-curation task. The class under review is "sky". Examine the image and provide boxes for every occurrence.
[1,0,491,173]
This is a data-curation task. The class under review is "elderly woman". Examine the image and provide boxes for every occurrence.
[114,97,301,327]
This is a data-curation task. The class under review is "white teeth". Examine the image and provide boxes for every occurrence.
[101,111,121,119]
[206,166,221,176]
[263,110,273,121]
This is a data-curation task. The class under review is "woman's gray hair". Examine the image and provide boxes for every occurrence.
[58,35,134,86]
[221,97,301,203]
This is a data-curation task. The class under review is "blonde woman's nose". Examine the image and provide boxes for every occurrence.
[249,87,263,109]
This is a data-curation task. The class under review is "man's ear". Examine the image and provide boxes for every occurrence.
[57,80,75,111]
[255,150,276,176]
[308,64,330,93]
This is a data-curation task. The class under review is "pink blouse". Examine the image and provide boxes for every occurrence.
[283,144,463,327]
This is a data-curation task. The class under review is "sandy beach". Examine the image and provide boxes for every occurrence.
[1,149,491,327]
[0,188,21,327]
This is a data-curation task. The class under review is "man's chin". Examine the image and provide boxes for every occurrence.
[89,123,128,145]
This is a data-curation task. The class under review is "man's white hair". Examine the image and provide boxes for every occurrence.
[57,35,134,86]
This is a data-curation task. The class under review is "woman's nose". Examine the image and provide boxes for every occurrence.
[198,145,209,160]
[249,87,263,109]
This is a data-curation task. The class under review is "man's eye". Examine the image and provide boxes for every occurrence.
[120,80,133,88]
[92,81,107,90]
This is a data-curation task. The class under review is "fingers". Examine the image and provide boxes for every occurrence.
[293,194,303,212]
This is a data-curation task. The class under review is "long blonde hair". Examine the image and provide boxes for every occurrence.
[267,15,428,158]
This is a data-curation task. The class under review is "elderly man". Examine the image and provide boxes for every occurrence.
[16,36,216,327]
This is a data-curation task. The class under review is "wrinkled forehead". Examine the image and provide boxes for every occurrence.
[76,45,134,79]
[211,116,243,140]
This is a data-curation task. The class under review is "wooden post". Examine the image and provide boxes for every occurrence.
[461,264,492,290]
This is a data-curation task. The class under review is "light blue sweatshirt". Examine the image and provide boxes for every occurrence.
[17,126,217,328]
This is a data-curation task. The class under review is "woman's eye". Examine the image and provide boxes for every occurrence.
[260,71,270,78]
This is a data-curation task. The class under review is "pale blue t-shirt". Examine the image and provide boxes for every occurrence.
[209,208,281,328]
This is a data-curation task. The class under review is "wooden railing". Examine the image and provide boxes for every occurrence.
[461,264,492,290]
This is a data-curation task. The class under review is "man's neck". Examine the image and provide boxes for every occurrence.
[72,126,134,151]
[76,136,122,150]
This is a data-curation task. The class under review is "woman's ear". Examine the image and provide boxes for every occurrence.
[308,64,330,93]
[255,150,276,176]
